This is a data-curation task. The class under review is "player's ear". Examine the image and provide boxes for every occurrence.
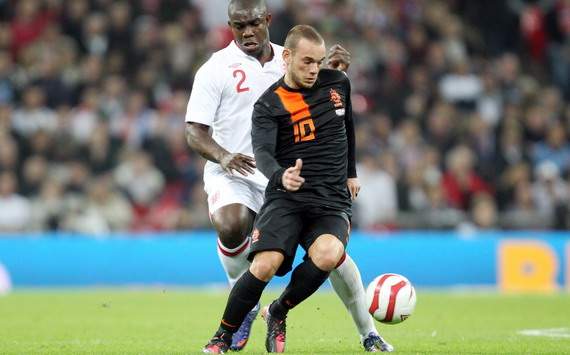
[283,48,292,65]
[265,13,272,25]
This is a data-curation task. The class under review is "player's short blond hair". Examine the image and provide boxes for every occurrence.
[284,25,324,50]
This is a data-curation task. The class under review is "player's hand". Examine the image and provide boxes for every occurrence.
[282,159,305,192]
[347,177,360,200]
[327,44,351,72]
[220,153,256,176]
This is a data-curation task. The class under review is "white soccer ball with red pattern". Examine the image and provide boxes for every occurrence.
[366,273,416,324]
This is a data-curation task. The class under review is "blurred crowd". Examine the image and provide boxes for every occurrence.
[0,0,569,234]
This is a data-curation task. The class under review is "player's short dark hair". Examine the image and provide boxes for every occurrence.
[228,0,267,17]
[284,25,324,50]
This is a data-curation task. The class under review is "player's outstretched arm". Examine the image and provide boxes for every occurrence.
[327,44,351,71]
[185,122,255,176]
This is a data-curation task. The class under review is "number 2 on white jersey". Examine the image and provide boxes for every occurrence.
[233,69,250,93]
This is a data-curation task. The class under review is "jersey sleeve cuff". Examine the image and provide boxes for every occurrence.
[270,168,287,189]
[185,113,214,125]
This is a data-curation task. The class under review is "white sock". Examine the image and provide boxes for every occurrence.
[217,237,251,288]
[329,253,377,340]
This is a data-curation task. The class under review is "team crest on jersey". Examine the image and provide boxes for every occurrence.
[330,89,343,108]
[251,229,261,243]
[330,88,345,116]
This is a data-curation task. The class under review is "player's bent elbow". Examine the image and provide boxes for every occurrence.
[185,122,208,148]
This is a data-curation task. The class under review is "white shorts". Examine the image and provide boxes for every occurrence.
[203,165,268,214]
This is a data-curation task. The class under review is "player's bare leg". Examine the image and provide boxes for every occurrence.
[329,254,394,352]
[211,203,259,351]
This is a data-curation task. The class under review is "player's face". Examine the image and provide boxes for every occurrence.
[228,7,271,58]
[285,39,326,89]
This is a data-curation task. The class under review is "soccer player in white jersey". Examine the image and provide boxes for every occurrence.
[185,0,392,352]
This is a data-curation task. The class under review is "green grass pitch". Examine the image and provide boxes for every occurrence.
[1,289,570,354]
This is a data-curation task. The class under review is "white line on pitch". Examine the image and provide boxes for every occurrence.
[517,328,570,338]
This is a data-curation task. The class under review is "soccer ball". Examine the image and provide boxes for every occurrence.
[365,273,416,324]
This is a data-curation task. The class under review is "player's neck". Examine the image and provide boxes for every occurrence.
[255,44,274,66]
[283,73,300,90]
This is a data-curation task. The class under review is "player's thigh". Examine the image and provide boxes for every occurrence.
[249,199,304,276]
[300,210,350,254]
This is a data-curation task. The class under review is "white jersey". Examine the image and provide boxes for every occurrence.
[186,41,285,177]
[185,41,285,213]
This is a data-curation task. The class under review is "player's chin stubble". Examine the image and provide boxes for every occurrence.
[291,70,312,89]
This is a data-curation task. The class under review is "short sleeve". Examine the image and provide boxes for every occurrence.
[185,59,223,126]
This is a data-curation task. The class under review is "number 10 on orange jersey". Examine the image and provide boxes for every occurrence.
[273,87,316,143]
[293,118,316,142]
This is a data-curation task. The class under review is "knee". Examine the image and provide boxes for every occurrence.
[213,217,250,249]
[250,252,284,282]
[216,224,244,248]
[309,236,345,272]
